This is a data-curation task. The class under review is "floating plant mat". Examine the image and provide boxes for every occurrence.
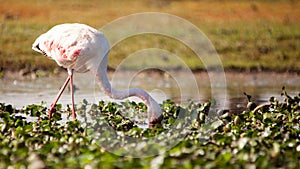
[0,89,299,168]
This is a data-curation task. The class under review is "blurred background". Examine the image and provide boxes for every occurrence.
[0,0,299,74]
[0,0,299,110]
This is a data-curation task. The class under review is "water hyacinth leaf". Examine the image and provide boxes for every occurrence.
[41,142,58,154]
[0,90,299,168]
[270,142,280,158]
[150,154,165,169]
[55,104,62,110]
[0,112,11,122]
[237,138,249,150]
[0,103,14,114]
[24,125,33,132]
[51,112,62,121]
[1,123,7,132]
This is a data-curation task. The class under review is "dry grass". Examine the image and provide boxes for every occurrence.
[0,0,300,73]
[1,0,299,24]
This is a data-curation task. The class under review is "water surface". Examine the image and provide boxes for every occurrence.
[0,71,299,112]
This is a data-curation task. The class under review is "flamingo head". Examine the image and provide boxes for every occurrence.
[147,97,163,128]
[32,34,48,57]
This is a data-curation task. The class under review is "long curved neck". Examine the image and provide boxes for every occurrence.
[94,60,150,104]
[96,71,151,105]
[93,57,162,125]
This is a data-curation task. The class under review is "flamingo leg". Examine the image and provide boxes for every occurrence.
[69,71,76,120]
[48,75,71,119]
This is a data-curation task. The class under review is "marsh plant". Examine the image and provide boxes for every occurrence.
[0,88,299,168]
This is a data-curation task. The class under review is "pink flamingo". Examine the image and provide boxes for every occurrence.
[32,23,162,127]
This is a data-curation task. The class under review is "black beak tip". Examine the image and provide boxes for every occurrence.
[35,44,41,51]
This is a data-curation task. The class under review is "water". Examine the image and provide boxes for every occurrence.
[0,71,299,112]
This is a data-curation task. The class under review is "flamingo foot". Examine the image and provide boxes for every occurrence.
[71,108,76,120]
[48,103,55,119]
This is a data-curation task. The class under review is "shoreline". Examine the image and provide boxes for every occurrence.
[1,67,300,80]
[1,67,299,112]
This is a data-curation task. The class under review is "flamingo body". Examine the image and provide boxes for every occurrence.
[32,23,162,127]
[32,23,109,73]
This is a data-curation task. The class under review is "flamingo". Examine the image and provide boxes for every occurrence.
[32,23,162,127]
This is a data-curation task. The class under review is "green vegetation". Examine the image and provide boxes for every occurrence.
[0,88,299,168]
[0,0,299,74]
[1,1,299,168]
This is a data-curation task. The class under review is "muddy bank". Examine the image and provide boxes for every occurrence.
[1,66,300,80]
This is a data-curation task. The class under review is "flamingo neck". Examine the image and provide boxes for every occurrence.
[95,68,149,104]
[94,65,161,124]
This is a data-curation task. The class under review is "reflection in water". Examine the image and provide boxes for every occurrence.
[0,71,299,113]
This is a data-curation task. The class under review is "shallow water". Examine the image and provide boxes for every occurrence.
[0,71,299,112]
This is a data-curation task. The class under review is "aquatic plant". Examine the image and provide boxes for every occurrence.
[0,88,299,168]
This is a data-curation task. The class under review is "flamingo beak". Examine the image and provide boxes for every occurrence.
[32,43,42,53]
[32,43,48,57]
[35,44,41,51]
